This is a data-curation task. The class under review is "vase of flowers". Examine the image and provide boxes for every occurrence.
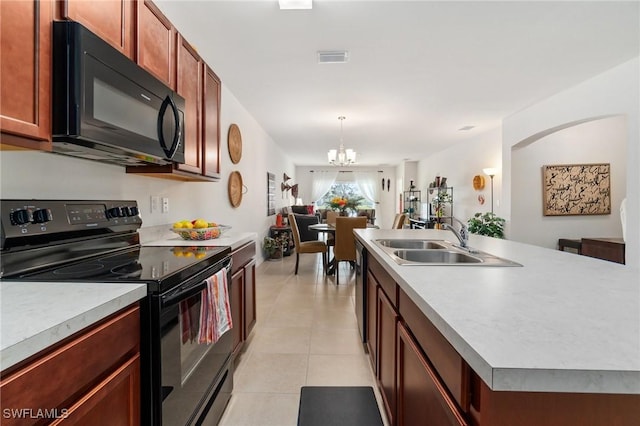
[327,196,364,215]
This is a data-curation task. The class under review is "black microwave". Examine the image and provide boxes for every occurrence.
[52,21,185,166]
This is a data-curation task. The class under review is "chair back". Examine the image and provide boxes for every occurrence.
[288,213,302,247]
[334,217,367,262]
[326,210,338,225]
[392,213,407,229]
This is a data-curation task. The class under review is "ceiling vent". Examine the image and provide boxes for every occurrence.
[317,50,349,64]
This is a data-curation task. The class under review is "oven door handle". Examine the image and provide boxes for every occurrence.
[161,260,232,307]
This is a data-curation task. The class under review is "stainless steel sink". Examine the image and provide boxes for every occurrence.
[376,239,447,249]
[373,238,522,267]
[393,249,482,263]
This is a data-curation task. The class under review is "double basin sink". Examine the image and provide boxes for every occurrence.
[374,239,522,267]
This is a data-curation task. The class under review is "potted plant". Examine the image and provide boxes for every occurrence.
[262,234,289,259]
[467,212,506,239]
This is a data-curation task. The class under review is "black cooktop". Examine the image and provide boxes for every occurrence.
[17,245,230,293]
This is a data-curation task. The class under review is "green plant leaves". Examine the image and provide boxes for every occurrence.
[467,212,506,239]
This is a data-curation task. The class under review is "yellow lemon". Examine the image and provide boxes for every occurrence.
[173,221,184,229]
[194,219,208,229]
[183,221,194,229]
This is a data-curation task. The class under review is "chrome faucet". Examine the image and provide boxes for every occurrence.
[442,217,469,248]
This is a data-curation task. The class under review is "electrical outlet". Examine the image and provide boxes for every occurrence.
[162,197,169,213]
[150,196,160,213]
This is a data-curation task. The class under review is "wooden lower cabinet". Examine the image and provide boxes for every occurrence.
[0,305,141,426]
[377,286,398,425]
[365,270,378,371]
[243,259,257,339]
[396,322,468,426]
[230,241,257,357]
[230,267,244,355]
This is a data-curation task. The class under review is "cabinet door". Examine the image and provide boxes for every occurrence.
[137,0,174,88]
[202,65,221,178]
[51,355,140,425]
[230,268,244,356]
[175,34,202,174]
[396,322,468,426]
[243,259,257,339]
[377,286,398,425]
[365,270,378,371]
[62,0,134,58]
[0,0,51,146]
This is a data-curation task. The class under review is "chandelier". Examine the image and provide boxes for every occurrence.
[327,116,356,166]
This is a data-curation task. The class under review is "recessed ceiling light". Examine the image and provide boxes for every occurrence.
[458,125,475,131]
[317,50,349,64]
[279,0,312,10]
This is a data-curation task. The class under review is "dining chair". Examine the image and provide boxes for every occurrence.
[325,211,338,225]
[334,216,367,284]
[392,213,407,229]
[288,213,327,275]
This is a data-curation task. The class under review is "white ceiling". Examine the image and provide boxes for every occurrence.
[155,0,639,167]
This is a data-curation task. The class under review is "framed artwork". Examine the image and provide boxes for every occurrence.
[267,172,276,216]
[542,163,611,216]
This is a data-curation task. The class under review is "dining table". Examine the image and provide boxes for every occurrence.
[308,223,378,275]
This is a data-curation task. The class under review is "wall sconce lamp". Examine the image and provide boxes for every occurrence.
[483,168,498,214]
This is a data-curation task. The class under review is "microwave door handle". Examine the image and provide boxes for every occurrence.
[157,95,181,160]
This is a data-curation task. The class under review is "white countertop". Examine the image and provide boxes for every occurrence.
[0,281,147,371]
[355,228,640,394]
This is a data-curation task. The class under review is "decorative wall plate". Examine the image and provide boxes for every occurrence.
[228,171,243,207]
[228,124,242,164]
[472,175,485,190]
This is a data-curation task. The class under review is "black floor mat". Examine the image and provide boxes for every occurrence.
[297,386,384,426]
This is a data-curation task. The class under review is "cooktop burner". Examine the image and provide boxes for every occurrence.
[18,245,230,293]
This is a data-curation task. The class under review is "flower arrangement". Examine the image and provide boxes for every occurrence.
[326,196,363,214]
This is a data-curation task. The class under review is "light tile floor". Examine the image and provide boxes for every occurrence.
[219,253,389,426]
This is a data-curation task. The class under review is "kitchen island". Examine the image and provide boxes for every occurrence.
[355,228,639,425]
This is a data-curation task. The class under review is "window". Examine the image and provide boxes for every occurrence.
[318,182,374,209]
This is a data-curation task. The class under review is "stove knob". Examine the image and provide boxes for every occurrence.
[129,206,139,216]
[107,207,121,219]
[32,209,53,224]
[10,209,33,225]
[121,206,131,217]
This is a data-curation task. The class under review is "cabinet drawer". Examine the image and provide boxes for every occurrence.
[232,241,256,274]
[369,255,396,305]
[0,305,140,423]
[398,288,470,411]
[397,322,468,426]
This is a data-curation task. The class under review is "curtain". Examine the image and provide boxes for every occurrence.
[354,171,379,205]
[311,170,339,204]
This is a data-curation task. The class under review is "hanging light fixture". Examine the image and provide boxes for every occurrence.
[328,116,356,166]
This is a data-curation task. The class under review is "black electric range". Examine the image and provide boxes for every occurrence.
[0,199,234,425]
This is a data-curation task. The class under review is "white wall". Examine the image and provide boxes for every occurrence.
[503,57,639,267]
[417,128,503,226]
[511,116,627,249]
[0,85,294,263]
[294,165,398,228]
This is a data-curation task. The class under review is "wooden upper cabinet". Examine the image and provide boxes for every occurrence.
[0,0,52,147]
[203,65,221,178]
[137,0,175,88]
[175,34,203,174]
[62,0,134,59]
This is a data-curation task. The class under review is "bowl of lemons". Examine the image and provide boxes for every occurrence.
[171,219,231,240]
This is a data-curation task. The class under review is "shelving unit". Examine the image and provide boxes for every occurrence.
[403,190,421,220]
[426,186,454,228]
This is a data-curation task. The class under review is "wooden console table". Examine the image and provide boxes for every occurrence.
[581,237,625,264]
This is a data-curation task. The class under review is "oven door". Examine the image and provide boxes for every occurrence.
[151,257,233,425]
